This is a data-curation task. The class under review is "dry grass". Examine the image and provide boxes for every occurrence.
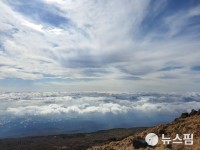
[88,113,200,150]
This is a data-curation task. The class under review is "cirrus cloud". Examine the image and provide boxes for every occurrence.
[0,0,200,92]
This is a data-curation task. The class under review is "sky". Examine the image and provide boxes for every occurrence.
[0,0,200,92]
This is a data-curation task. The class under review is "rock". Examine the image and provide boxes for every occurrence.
[197,109,200,115]
[174,109,200,121]
[180,112,189,118]
[189,109,198,116]
[174,118,179,121]
[132,138,148,149]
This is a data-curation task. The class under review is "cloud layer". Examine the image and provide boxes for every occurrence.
[0,92,200,138]
[0,0,200,92]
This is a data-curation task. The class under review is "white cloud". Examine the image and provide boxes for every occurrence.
[2,92,200,117]
[0,0,200,92]
[22,20,44,32]
[0,92,200,138]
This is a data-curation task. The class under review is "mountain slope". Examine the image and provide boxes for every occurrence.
[88,109,200,150]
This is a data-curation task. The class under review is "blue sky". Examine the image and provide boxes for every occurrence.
[0,0,200,92]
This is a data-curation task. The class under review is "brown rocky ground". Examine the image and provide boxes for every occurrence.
[88,109,200,150]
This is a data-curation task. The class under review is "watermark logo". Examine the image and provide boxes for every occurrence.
[145,133,193,146]
[162,134,193,145]
[145,133,159,146]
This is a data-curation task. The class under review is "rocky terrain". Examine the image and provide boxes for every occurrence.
[88,109,200,150]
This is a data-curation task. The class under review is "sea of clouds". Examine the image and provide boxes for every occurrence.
[0,92,200,138]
